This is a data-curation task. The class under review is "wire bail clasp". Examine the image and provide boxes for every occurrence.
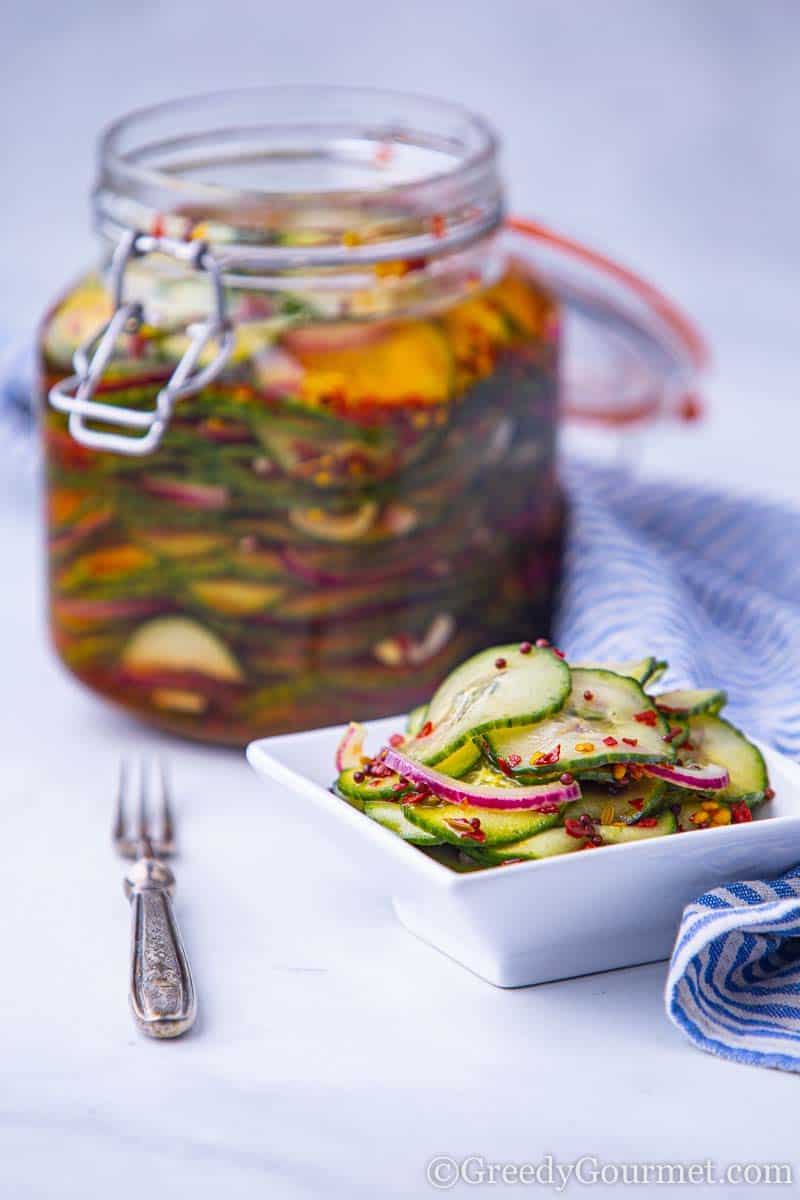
[48,231,235,456]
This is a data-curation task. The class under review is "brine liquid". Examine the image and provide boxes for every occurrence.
[40,265,563,744]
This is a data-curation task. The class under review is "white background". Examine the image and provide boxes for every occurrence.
[4,0,799,502]
[2,4,799,1197]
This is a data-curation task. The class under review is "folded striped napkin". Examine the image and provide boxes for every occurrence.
[557,461,800,1071]
[665,872,800,1072]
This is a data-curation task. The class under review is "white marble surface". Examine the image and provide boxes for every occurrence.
[2,4,800,1196]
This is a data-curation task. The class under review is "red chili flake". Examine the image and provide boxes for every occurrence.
[496,756,512,777]
[559,772,574,784]
[150,213,165,238]
[495,657,507,669]
[445,816,486,843]
[678,392,703,422]
[629,798,645,810]
[535,744,561,766]
[552,648,566,659]
[622,737,639,747]
[418,720,434,738]
[583,690,594,702]
[565,818,589,840]
[732,801,753,824]
[637,817,658,828]
[392,781,408,792]
[388,733,405,748]
[603,736,618,747]
[538,800,561,814]
[507,753,522,768]
[403,791,430,805]
[682,740,695,752]
[629,763,644,779]
[519,641,533,654]
[431,213,446,239]
[535,637,550,647]
[764,787,775,801]
[663,726,683,743]
[352,771,365,783]
[634,709,658,727]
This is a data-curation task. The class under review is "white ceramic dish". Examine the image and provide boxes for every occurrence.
[247,717,800,988]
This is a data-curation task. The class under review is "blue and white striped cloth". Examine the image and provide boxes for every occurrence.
[665,872,800,1073]
[557,462,800,1071]
[6,351,800,1069]
[557,462,800,758]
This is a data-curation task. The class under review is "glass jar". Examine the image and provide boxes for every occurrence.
[39,88,704,746]
[39,88,564,744]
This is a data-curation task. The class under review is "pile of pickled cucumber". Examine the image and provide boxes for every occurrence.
[42,270,561,743]
[332,642,772,869]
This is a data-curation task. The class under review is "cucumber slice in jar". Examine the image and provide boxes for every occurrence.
[403,801,562,848]
[363,800,442,845]
[403,646,570,767]
[653,688,727,717]
[484,669,674,779]
[680,714,769,805]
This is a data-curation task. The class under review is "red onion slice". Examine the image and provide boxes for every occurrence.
[384,747,581,811]
[644,762,729,791]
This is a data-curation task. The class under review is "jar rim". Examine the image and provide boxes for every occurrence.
[94,85,504,273]
[98,84,500,206]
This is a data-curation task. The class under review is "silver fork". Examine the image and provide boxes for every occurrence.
[113,760,197,1039]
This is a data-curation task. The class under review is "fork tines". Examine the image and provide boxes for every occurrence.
[113,759,175,859]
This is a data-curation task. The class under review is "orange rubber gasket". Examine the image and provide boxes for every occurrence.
[506,215,710,373]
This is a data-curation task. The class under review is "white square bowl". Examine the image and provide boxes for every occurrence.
[247,717,800,988]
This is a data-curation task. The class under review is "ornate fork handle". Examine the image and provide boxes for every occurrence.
[125,858,197,1038]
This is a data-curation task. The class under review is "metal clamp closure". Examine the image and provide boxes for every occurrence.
[48,231,234,456]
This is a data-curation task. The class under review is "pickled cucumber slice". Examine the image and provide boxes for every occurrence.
[139,531,227,560]
[404,646,570,766]
[681,715,769,805]
[288,501,378,541]
[485,669,673,778]
[564,777,667,825]
[463,826,588,863]
[335,769,408,805]
[438,740,481,777]
[403,801,561,848]
[466,809,677,864]
[189,579,284,616]
[406,704,427,737]
[654,688,727,718]
[363,800,442,845]
[599,810,677,844]
[574,656,667,686]
[677,798,735,830]
[121,616,244,683]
